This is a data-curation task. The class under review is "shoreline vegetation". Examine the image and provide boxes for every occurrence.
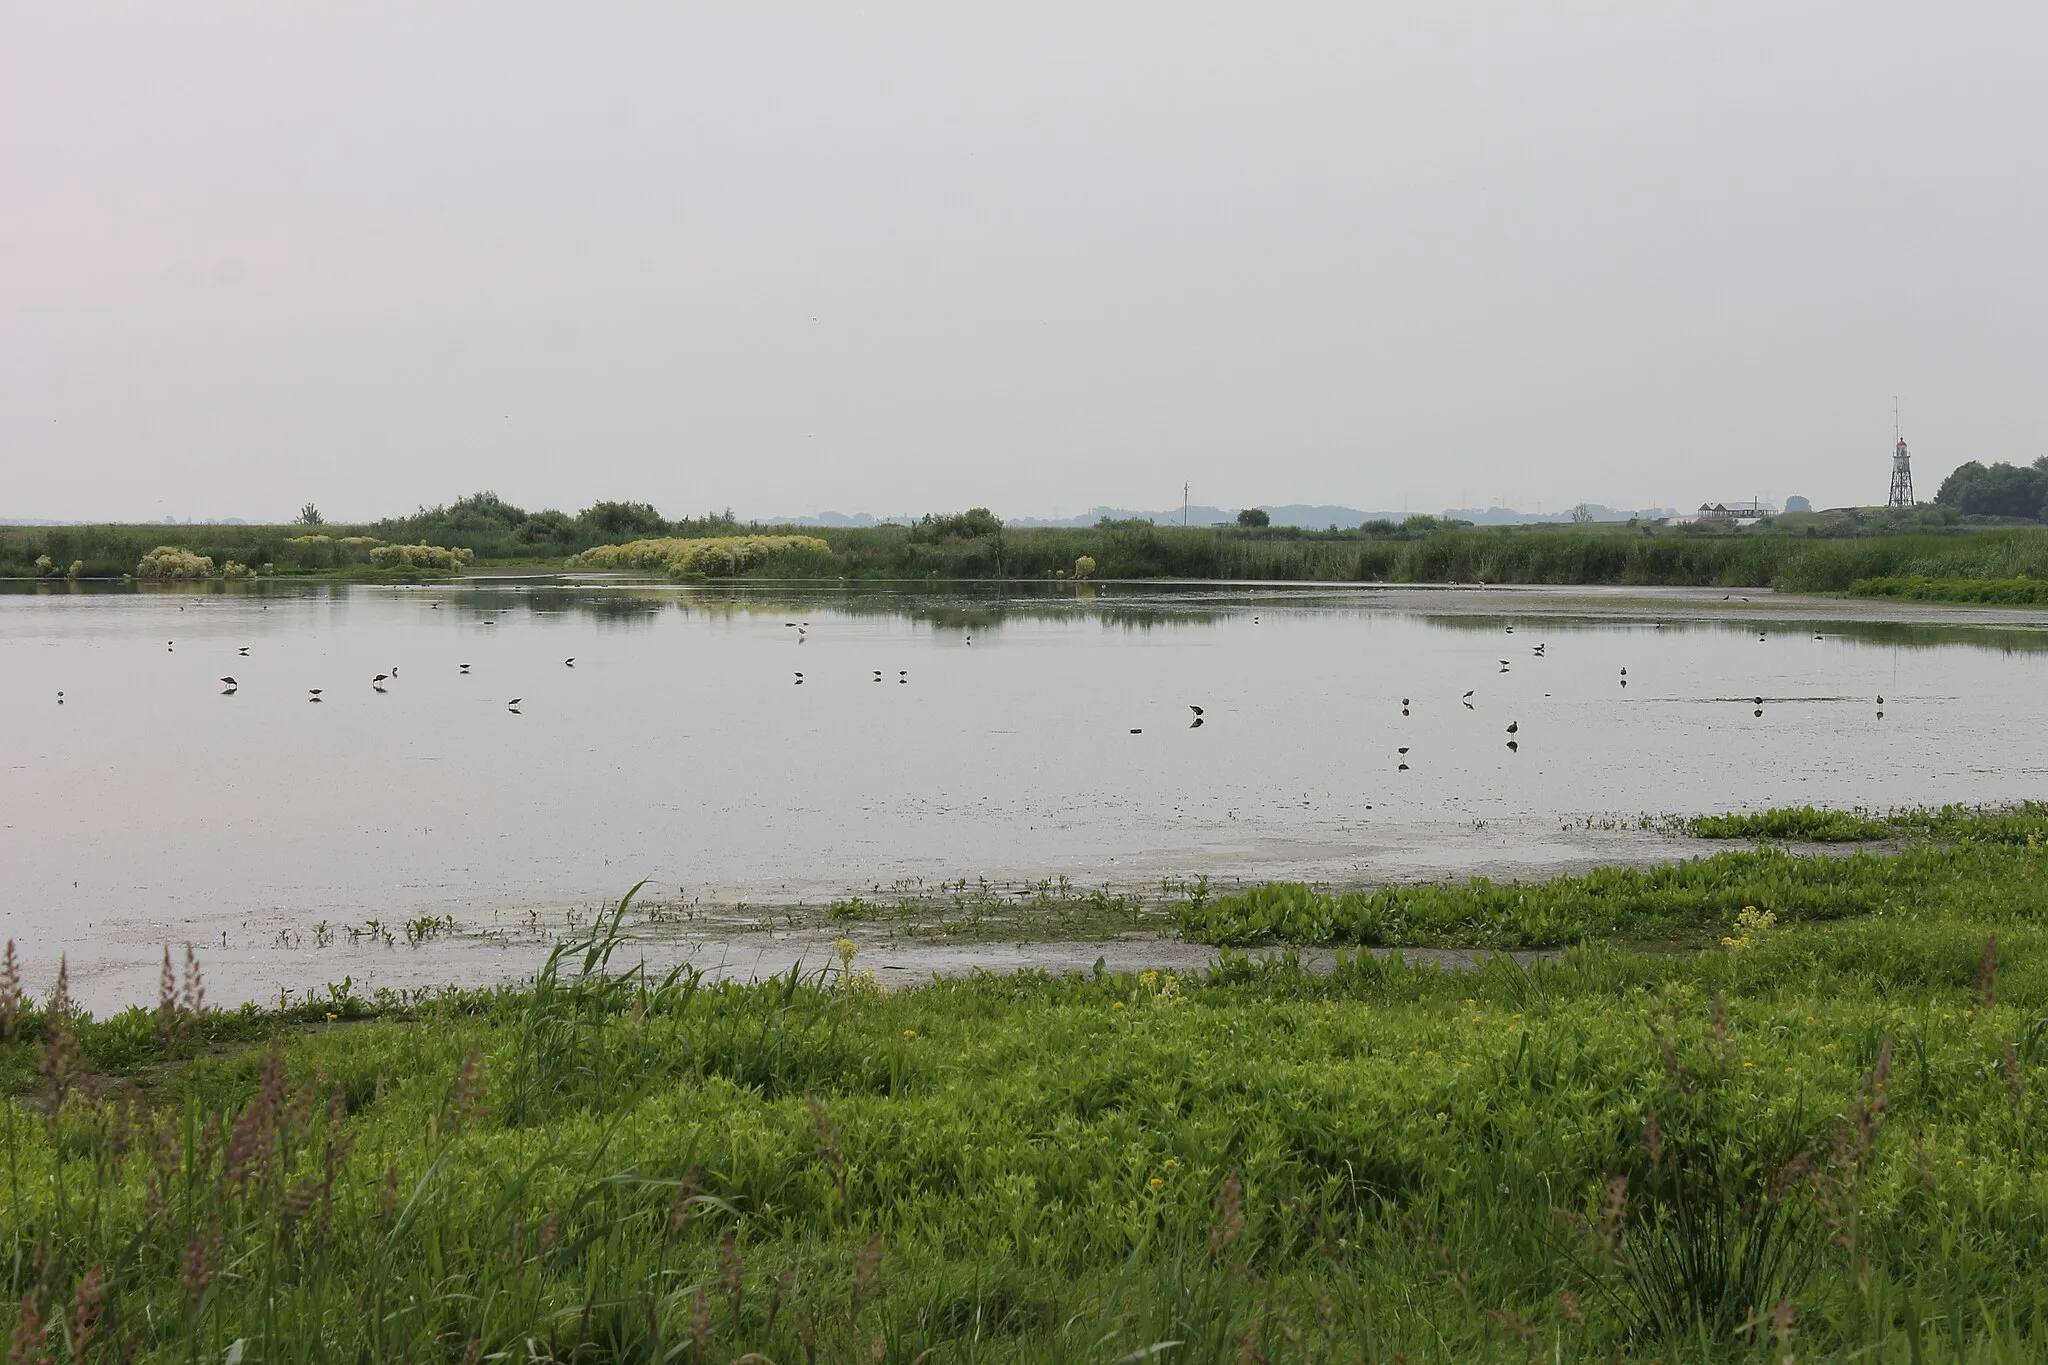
[10,493,2048,598]
[6,806,2048,1359]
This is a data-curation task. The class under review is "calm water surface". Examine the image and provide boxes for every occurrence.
[6,579,2046,1007]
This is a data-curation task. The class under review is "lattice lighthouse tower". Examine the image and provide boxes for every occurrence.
[1889,433,1915,507]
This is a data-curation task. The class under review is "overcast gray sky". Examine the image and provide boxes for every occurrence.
[4,2,2043,523]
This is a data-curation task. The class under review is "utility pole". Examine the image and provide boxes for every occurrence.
[1183,481,1189,528]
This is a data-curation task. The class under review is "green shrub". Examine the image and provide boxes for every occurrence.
[568,535,830,578]
[368,542,474,570]
[135,545,214,579]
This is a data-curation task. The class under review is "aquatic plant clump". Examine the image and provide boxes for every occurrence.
[368,542,475,569]
[568,534,831,578]
[134,545,215,579]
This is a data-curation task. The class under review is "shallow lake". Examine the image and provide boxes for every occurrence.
[6,578,2047,1008]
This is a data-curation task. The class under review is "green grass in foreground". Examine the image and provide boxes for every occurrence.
[5,823,2048,1360]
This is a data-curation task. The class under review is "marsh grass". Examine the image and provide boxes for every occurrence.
[1181,806,2048,948]
[1685,802,2048,845]
[1850,575,2048,606]
[27,518,2048,589]
[7,819,2048,1359]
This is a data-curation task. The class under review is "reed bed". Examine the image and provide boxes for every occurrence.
[5,815,2048,1360]
[566,535,833,578]
[16,518,2048,591]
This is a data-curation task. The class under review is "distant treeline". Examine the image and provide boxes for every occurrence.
[11,491,2048,592]
[1934,458,2048,521]
[0,492,731,579]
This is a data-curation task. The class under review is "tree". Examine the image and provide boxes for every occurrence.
[913,509,1003,540]
[515,509,578,544]
[296,503,324,526]
[1236,507,1270,528]
[1934,461,2048,520]
[1570,502,1594,524]
[577,500,666,538]
[1784,495,1812,513]
[443,491,530,531]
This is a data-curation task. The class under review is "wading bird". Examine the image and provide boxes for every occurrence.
[1190,705,1204,717]
[238,647,249,656]
[564,658,575,667]
[220,677,237,688]
[507,697,522,708]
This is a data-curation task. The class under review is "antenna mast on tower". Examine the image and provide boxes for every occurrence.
[1888,398,1915,508]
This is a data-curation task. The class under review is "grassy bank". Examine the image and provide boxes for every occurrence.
[7,812,2048,1360]
[1177,805,2048,948]
[1849,575,2048,606]
[15,518,2048,594]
